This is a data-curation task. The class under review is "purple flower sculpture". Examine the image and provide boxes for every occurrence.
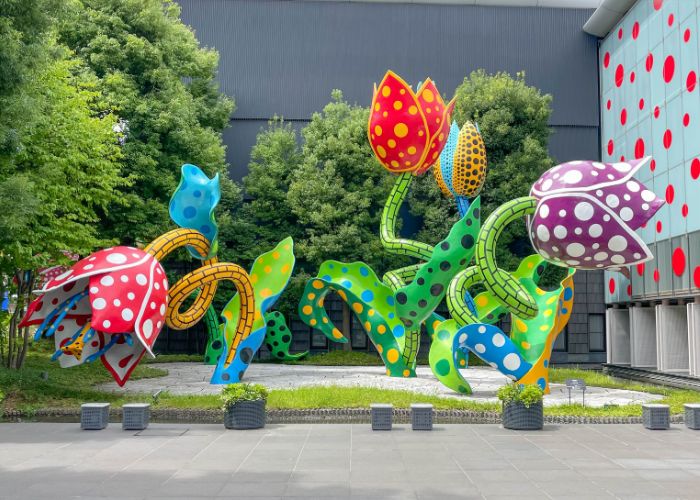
[528,157,664,270]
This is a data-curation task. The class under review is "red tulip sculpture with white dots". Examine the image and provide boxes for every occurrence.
[528,157,664,270]
[19,247,168,385]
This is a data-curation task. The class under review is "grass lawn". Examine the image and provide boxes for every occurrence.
[2,346,699,417]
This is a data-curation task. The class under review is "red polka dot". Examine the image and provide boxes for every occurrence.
[653,0,663,10]
[672,247,686,276]
[63,282,75,292]
[668,13,674,26]
[654,269,660,282]
[685,29,692,43]
[630,71,636,83]
[632,21,640,40]
[615,64,625,87]
[666,184,675,204]
[119,355,134,369]
[691,158,700,179]
[51,297,59,305]
[663,129,672,149]
[621,108,627,125]
[620,155,626,162]
[91,341,99,347]
[603,52,610,68]
[57,325,65,332]
[663,56,675,83]
[635,138,645,158]
[637,263,645,276]
[694,266,700,288]
[656,220,663,233]
[627,284,632,296]
[646,53,654,72]
[687,71,697,92]
[607,139,614,156]
[618,28,624,40]
[608,278,616,294]
[650,159,656,172]
[639,98,645,110]
[684,113,690,127]
[682,203,689,217]
[606,99,612,110]
[654,106,660,119]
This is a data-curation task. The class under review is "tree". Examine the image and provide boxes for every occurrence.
[56,0,236,245]
[450,70,554,271]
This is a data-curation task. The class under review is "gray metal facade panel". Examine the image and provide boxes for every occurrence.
[179,0,599,126]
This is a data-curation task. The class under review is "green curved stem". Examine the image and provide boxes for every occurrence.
[475,196,539,318]
[382,264,422,291]
[446,266,481,327]
[380,172,434,261]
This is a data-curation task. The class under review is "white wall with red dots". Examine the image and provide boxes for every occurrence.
[601,0,700,304]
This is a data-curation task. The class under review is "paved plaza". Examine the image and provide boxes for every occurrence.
[99,363,662,408]
[1,422,700,499]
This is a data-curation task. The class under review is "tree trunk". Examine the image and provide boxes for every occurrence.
[6,269,34,369]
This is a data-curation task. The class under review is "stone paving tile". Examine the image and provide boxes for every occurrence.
[3,423,700,499]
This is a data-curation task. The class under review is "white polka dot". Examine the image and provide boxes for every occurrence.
[575,227,582,235]
[594,251,609,261]
[606,194,620,208]
[574,202,594,221]
[150,302,156,310]
[608,235,628,252]
[100,275,114,286]
[113,299,121,307]
[592,243,600,249]
[566,243,585,258]
[642,203,649,210]
[626,181,640,192]
[156,268,162,275]
[584,256,592,261]
[154,282,160,290]
[83,264,94,270]
[127,292,135,300]
[607,174,615,180]
[120,275,129,283]
[492,333,505,347]
[561,170,583,184]
[589,224,603,238]
[102,320,111,329]
[633,252,641,259]
[136,274,147,286]
[162,279,168,288]
[566,259,580,266]
[623,194,631,201]
[603,214,611,222]
[142,319,154,339]
[157,321,162,329]
[489,362,498,368]
[131,253,140,258]
[478,326,486,334]
[620,207,633,222]
[90,286,99,294]
[596,190,603,197]
[611,254,625,264]
[56,270,73,281]
[106,253,128,264]
[475,343,486,354]
[539,204,550,218]
[552,246,559,252]
[536,225,550,242]
[89,256,97,262]
[503,353,521,371]
[592,162,606,170]
[592,171,599,176]
[541,179,553,191]
[538,249,550,259]
[559,209,567,217]
[596,263,604,268]
[92,298,106,310]
[458,333,468,344]
[569,161,584,165]
[159,304,166,315]
[553,173,560,179]
[641,190,656,202]
[554,225,567,239]
[613,162,632,172]
[121,308,134,321]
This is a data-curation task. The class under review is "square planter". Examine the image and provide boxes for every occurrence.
[122,403,150,431]
[371,404,392,431]
[224,399,266,429]
[685,404,700,430]
[502,401,543,430]
[411,404,433,431]
[81,403,110,430]
[643,404,670,430]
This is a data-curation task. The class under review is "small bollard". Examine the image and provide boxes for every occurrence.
[411,404,433,431]
[370,404,392,431]
[81,403,110,430]
[684,404,700,430]
[642,404,670,430]
[122,403,150,431]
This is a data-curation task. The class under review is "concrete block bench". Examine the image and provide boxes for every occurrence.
[81,403,110,430]
[642,404,670,430]
[123,403,150,431]
[370,404,392,431]
[685,404,700,430]
[411,404,433,431]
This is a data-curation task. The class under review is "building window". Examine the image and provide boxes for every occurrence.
[588,314,605,352]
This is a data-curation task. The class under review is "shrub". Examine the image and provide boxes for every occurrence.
[221,383,268,410]
[497,383,543,408]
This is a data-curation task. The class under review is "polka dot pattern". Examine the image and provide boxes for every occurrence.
[434,121,487,199]
[453,323,531,380]
[368,71,455,175]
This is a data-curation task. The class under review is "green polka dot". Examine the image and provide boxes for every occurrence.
[435,359,451,377]
[437,329,450,341]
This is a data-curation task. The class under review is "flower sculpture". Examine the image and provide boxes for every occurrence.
[528,157,664,269]
[434,121,487,215]
[20,247,169,384]
[368,71,454,175]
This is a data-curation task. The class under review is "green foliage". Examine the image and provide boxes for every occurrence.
[56,0,236,244]
[451,70,554,270]
[497,382,544,408]
[221,383,268,409]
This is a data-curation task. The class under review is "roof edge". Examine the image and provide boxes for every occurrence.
[583,0,637,37]
[295,0,602,8]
